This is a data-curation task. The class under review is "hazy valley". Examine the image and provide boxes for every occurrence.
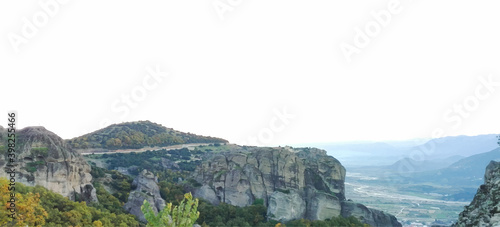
[320,136,500,226]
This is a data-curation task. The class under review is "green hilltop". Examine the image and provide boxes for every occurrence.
[66,120,228,150]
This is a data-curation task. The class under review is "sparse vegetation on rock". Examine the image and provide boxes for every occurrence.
[454,161,500,226]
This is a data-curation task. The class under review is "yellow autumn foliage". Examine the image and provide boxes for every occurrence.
[0,178,48,226]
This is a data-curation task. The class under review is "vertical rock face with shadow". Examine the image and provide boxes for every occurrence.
[455,161,500,227]
[191,145,401,226]
[124,169,166,223]
[0,126,97,203]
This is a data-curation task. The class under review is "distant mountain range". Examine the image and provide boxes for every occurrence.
[387,155,465,172]
[408,147,500,187]
[348,146,500,202]
[415,135,499,159]
[311,134,498,167]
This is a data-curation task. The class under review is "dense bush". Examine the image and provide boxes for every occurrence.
[196,200,273,227]
[98,148,201,174]
[142,193,199,227]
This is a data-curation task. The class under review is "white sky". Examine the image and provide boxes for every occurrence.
[1,0,500,146]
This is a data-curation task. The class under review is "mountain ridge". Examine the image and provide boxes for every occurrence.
[318,134,498,167]
[66,120,228,151]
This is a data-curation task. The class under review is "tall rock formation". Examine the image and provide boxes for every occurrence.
[0,126,97,203]
[455,161,500,227]
[124,169,166,223]
[191,146,401,226]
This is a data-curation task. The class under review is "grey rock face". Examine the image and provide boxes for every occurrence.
[341,201,402,227]
[267,190,306,222]
[192,147,345,207]
[455,161,500,227]
[0,126,98,203]
[191,145,401,226]
[124,169,166,223]
[194,185,220,205]
[161,157,180,170]
[306,190,341,221]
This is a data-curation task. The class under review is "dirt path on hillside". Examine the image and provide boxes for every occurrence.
[79,143,214,155]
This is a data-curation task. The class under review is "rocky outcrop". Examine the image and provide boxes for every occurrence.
[195,185,220,205]
[124,169,166,223]
[454,161,500,227]
[0,126,97,203]
[341,201,401,227]
[191,145,401,226]
[161,157,180,170]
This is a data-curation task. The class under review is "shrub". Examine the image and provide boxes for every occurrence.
[142,192,199,227]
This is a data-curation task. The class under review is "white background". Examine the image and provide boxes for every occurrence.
[1,0,499,146]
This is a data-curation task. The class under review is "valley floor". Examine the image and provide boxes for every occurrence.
[345,172,469,227]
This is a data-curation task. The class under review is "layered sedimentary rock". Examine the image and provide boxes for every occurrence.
[0,126,97,203]
[124,169,166,223]
[191,146,401,226]
[455,161,500,227]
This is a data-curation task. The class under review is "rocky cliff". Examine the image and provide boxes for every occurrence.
[455,161,500,227]
[341,201,401,227]
[191,145,401,226]
[124,169,166,223]
[0,126,97,203]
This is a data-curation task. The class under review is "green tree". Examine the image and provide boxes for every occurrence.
[141,192,200,227]
[0,178,48,227]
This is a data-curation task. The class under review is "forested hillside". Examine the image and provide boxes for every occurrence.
[0,178,139,227]
[67,121,227,150]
